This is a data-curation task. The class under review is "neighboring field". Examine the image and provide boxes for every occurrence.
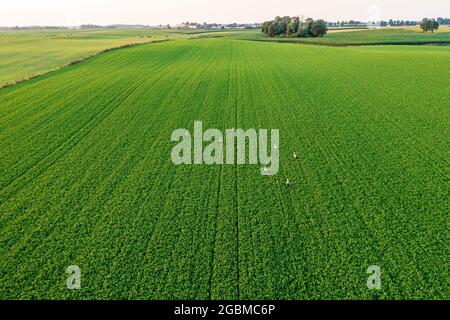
[0,28,195,86]
[386,25,450,33]
[212,28,450,46]
[0,39,448,300]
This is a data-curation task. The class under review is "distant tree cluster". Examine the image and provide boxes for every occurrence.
[436,17,450,25]
[328,20,367,28]
[420,18,440,33]
[179,22,260,30]
[387,20,418,26]
[313,17,449,30]
[262,16,328,38]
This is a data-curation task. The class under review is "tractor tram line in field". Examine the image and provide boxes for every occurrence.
[232,47,242,300]
[0,36,448,299]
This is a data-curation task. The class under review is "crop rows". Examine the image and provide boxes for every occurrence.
[0,39,448,299]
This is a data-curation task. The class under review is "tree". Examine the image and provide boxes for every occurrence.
[286,22,293,36]
[310,19,328,37]
[302,18,314,37]
[261,21,271,34]
[420,18,440,33]
[291,17,300,34]
[430,19,440,33]
[268,23,277,37]
[420,19,429,32]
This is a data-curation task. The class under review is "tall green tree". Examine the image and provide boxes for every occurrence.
[311,20,328,37]
[430,19,440,33]
[420,18,440,33]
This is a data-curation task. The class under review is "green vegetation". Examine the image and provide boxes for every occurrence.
[420,18,440,33]
[239,28,450,46]
[0,38,448,299]
[0,28,197,86]
[262,16,328,38]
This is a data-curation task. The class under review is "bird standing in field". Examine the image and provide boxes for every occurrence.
[285,178,290,188]
[293,152,299,160]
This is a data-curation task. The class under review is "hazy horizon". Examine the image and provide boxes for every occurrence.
[1,0,449,27]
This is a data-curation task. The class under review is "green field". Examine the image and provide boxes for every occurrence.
[0,37,448,299]
[0,28,197,86]
[209,28,450,46]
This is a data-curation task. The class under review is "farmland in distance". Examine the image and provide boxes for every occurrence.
[0,28,199,86]
[208,27,450,46]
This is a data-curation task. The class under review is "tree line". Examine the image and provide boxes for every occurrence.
[436,17,450,24]
[262,16,328,38]
[387,20,418,26]
[328,21,367,27]
[179,22,259,30]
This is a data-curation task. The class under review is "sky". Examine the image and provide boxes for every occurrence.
[1,0,449,27]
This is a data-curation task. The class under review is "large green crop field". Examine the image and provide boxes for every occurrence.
[0,37,448,299]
